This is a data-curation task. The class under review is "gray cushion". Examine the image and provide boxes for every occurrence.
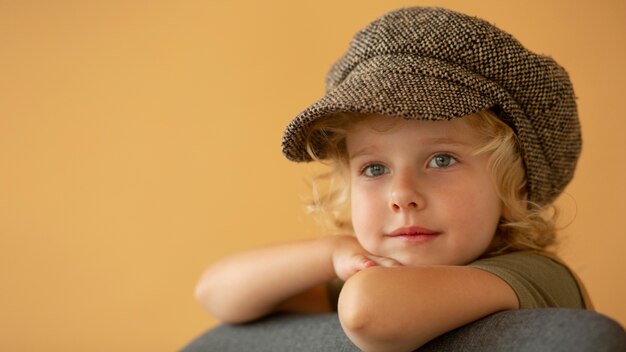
[181,309,625,352]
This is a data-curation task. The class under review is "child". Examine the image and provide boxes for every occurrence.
[195,7,591,351]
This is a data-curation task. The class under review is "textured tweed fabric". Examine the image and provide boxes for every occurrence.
[281,7,581,205]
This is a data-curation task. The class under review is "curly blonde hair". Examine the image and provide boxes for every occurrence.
[304,110,559,256]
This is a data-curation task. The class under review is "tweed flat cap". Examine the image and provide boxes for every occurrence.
[281,7,581,205]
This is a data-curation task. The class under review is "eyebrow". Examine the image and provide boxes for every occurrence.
[421,137,470,147]
[349,137,471,160]
[349,146,379,160]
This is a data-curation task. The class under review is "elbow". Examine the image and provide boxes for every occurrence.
[337,268,395,351]
[193,279,213,311]
[194,271,222,318]
[338,267,430,352]
[194,269,249,324]
[337,272,373,332]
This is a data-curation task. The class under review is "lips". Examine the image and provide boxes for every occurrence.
[386,226,440,243]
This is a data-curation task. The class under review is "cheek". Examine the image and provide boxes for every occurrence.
[455,185,502,239]
[350,186,383,235]
[350,187,370,230]
[439,177,502,231]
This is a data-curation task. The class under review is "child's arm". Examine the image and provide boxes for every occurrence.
[194,235,399,323]
[338,265,518,352]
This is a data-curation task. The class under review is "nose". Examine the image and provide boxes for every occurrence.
[389,171,424,212]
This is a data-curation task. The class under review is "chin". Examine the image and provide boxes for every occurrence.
[396,255,444,267]
[396,253,473,267]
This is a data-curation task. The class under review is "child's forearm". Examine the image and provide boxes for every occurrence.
[194,236,338,323]
[337,266,518,352]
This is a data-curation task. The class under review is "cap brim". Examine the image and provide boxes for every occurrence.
[282,55,495,162]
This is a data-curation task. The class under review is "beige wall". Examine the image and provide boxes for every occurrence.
[1,0,624,350]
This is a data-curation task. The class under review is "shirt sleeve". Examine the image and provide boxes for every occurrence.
[469,251,587,309]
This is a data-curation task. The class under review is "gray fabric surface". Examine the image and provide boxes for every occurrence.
[181,309,625,352]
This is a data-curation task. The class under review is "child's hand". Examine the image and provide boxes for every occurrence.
[331,235,401,281]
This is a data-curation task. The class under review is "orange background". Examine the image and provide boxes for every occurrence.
[1,1,624,351]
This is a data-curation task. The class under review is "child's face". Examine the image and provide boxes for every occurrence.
[346,115,503,266]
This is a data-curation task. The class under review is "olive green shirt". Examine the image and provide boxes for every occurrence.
[469,251,590,309]
[327,251,590,311]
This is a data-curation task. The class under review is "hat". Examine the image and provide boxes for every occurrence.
[281,7,581,205]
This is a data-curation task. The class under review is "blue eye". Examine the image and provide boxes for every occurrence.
[362,164,389,177]
[428,154,457,168]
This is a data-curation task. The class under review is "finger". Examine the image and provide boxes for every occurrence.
[338,255,372,280]
[368,255,402,268]
[354,255,377,270]
[363,259,377,268]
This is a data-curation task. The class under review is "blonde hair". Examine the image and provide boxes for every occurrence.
[304,110,559,256]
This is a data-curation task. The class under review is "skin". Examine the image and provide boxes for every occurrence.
[195,114,518,351]
[348,116,503,267]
